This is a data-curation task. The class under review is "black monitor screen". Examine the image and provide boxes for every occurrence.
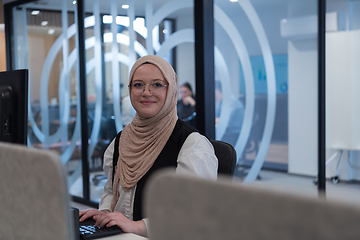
[0,69,28,145]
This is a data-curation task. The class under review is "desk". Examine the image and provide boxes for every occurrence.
[98,233,148,240]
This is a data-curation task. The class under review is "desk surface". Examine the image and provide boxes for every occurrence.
[98,233,148,240]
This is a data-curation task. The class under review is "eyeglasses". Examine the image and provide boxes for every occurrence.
[129,81,168,96]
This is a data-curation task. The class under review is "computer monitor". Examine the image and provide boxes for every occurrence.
[0,69,28,145]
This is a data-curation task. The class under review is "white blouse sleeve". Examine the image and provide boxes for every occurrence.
[98,138,116,212]
[176,132,218,180]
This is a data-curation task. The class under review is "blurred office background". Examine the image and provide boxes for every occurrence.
[1,0,360,207]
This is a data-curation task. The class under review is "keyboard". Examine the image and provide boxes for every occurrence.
[72,207,123,240]
[79,217,123,239]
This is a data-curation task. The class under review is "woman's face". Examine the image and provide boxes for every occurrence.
[179,86,192,100]
[130,64,168,119]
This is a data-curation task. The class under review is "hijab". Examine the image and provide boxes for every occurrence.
[111,55,178,210]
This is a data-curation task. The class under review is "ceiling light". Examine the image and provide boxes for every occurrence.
[72,1,76,4]
[41,21,48,26]
[122,4,129,9]
[230,0,238,2]
[102,15,112,24]
[48,29,55,35]
[162,29,168,34]
[31,10,40,15]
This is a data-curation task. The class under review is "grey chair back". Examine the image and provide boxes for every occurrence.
[145,170,360,240]
[0,142,74,240]
[210,140,236,176]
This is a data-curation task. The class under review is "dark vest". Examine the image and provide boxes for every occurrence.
[112,119,197,220]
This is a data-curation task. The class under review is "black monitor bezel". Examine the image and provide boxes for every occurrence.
[0,69,28,145]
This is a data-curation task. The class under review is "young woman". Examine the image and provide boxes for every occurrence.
[79,55,218,237]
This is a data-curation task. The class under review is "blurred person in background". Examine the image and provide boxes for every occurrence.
[177,82,196,127]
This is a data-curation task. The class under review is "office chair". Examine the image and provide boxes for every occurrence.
[210,140,236,176]
[0,142,74,240]
[145,170,360,240]
[92,139,237,185]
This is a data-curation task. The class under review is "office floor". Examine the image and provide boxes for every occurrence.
[71,167,360,210]
[240,168,360,207]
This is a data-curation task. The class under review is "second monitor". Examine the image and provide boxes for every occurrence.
[0,69,28,145]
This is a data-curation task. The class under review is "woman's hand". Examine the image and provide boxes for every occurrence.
[79,209,108,222]
[93,212,147,237]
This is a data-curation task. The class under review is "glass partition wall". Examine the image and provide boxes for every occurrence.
[214,0,319,183]
[5,0,195,204]
[10,1,85,199]
[5,0,360,206]
[213,0,360,203]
